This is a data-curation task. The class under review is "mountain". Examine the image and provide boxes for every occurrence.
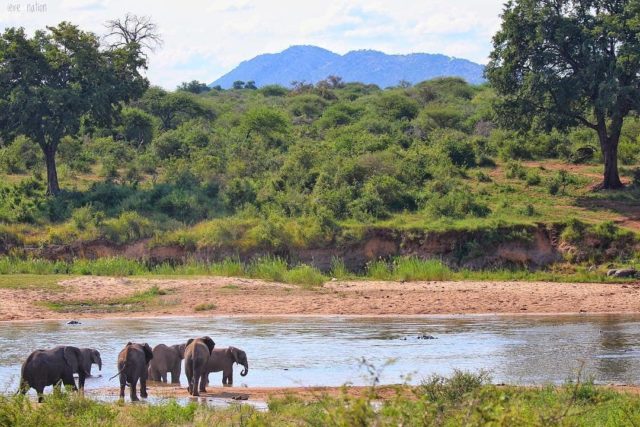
[210,45,485,88]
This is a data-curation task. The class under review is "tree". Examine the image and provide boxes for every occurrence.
[119,107,155,148]
[137,87,215,130]
[486,0,640,189]
[104,13,162,55]
[0,23,149,194]
[232,80,245,90]
[177,80,211,94]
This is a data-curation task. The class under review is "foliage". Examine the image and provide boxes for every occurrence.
[486,0,640,188]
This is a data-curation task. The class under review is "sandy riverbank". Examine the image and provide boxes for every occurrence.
[1,276,640,321]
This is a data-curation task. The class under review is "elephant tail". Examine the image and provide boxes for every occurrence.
[109,363,127,381]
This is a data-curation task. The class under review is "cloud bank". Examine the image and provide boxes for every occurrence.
[0,0,504,89]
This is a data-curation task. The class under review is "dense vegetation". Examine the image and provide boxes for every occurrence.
[1,74,640,265]
[3,371,640,426]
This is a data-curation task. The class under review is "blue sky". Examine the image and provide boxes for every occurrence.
[0,0,505,89]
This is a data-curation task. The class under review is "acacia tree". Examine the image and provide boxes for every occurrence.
[486,0,640,189]
[0,22,149,195]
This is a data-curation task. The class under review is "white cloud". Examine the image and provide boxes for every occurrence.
[0,0,505,89]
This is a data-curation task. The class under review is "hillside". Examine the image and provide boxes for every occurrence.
[2,77,640,275]
[210,45,486,88]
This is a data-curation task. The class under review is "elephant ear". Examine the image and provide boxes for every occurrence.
[143,343,154,364]
[226,347,237,364]
[186,338,194,348]
[202,336,216,353]
[63,346,81,373]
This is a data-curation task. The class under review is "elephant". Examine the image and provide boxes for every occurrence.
[205,346,249,386]
[148,343,186,384]
[78,348,102,377]
[184,336,215,396]
[115,342,153,401]
[19,345,88,402]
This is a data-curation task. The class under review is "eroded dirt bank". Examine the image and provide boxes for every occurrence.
[2,276,640,321]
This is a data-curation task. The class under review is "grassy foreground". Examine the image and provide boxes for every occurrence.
[0,256,632,288]
[2,372,640,426]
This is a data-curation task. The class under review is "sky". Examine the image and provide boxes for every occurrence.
[0,0,506,89]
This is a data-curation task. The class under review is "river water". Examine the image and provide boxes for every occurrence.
[1,315,640,395]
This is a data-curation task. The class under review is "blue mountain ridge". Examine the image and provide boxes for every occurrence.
[210,45,485,88]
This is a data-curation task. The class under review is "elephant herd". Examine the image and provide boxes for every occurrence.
[18,336,249,402]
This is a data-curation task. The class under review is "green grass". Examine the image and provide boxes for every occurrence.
[41,285,171,313]
[0,274,65,290]
[3,372,640,426]
[0,255,633,287]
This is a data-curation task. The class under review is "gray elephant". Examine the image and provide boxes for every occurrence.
[184,336,215,396]
[115,342,153,401]
[205,347,249,386]
[19,345,88,402]
[148,343,186,384]
[78,348,102,377]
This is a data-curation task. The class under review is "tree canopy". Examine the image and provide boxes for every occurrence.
[0,22,149,194]
[486,0,640,189]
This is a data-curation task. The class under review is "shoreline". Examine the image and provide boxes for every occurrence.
[3,311,640,324]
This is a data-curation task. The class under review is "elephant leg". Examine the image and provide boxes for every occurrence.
[119,375,126,399]
[130,377,139,402]
[199,371,207,393]
[35,386,44,403]
[161,372,167,383]
[228,371,233,386]
[62,374,78,392]
[185,365,194,395]
[140,376,148,399]
[171,367,180,384]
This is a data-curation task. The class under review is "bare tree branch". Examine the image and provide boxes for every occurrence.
[104,13,162,56]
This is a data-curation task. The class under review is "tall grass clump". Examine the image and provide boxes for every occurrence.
[391,257,453,281]
[283,265,327,287]
[330,257,352,280]
[247,256,288,282]
[69,257,146,276]
[366,260,392,280]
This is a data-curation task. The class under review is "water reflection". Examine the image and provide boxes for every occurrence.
[0,315,640,395]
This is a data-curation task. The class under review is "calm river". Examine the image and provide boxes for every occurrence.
[1,315,640,394]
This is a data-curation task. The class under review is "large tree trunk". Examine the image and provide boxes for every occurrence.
[44,145,60,196]
[602,141,623,189]
[597,116,624,190]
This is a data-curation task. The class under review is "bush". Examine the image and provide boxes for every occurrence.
[100,211,154,244]
[505,161,526,179]
[0,136,42,173]
[525,169,541,186]
[425,189,490,219]
[420,370,491,403]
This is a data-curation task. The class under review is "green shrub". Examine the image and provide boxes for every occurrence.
[100,212,154,244]
[505,161,526,179]
[525,169,541,186]
[425,189,490,219]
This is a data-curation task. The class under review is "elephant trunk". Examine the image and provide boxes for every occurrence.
[240,362,248,377]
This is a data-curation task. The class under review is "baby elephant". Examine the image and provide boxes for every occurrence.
[115,342,153,401]
[148,343,186,384]
[206,346,249,386]
[19,346,88,402]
